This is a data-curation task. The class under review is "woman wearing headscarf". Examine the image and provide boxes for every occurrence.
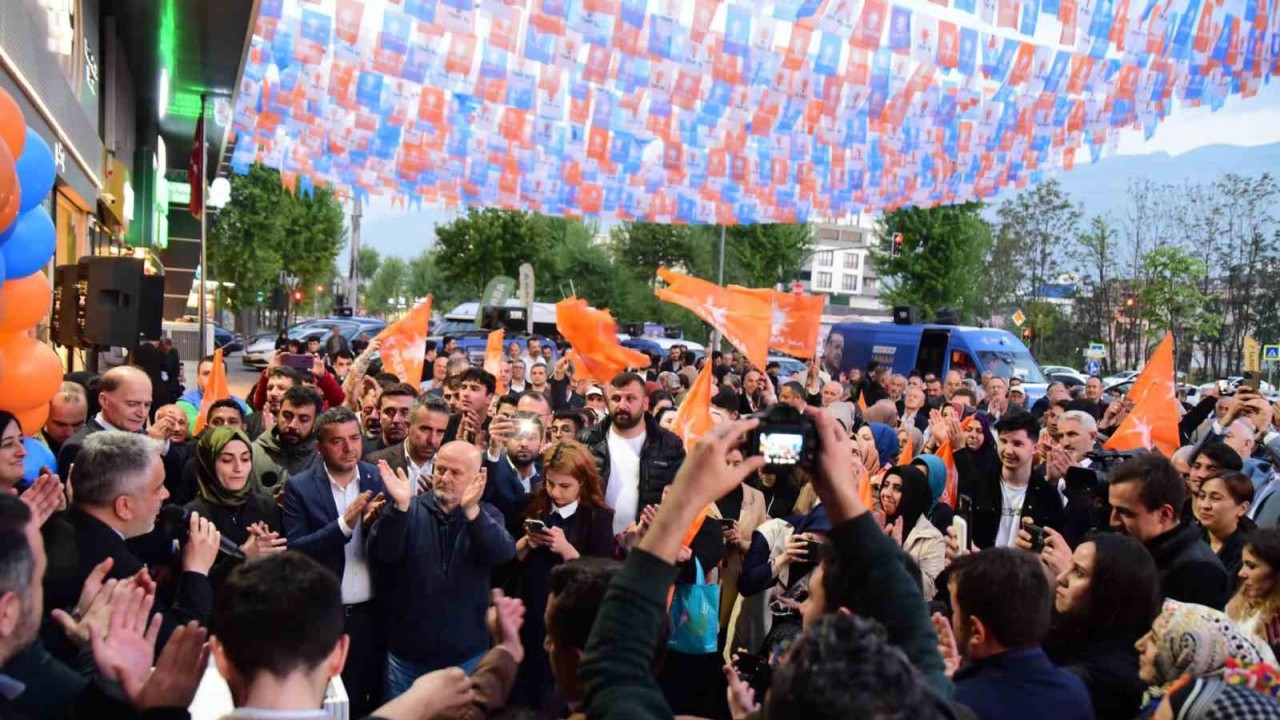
[1045,533,1161,720]
[912,454,956,533]
[1135,599,1277,717]
[879,465,945,599]
[186,427,284,590]
[958,411,1001,486]
[896,425,924,462]
[1153,676,1280,719]
[863,399,899,428]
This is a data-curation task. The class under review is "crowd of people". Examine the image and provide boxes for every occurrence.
[4,333,1280,720]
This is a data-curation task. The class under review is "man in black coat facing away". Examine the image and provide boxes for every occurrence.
[1107,454,1231,609]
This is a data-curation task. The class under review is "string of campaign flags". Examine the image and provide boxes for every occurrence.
[229,0,1280,223]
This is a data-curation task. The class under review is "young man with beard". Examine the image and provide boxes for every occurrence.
[579,373,685,536]
[245,366,300,440]
[483,411,545,529]
[365,397,451,496]
[252,386,323,490]
[362,383,417,456]
[950,410,1065,550]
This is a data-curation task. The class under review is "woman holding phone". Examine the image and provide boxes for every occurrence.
[514,440,615,712]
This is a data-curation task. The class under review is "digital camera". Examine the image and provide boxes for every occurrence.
[746,403,819,472]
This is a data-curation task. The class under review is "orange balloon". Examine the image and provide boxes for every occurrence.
[0,139,16,235]
[12,404,48,437]
[0,273,51,333]
[0,88,26,159]
[0,333,62,412]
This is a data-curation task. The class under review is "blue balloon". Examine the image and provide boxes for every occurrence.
[2,206,54,279]
[15,128,54,213]
[21,437,56,485]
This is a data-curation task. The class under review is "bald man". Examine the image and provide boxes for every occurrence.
[57,366,181,480]
[42,382,88,456]
[821,380,844,407]
[369,440,515,695]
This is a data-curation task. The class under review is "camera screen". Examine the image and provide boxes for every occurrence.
[759,431,804,465]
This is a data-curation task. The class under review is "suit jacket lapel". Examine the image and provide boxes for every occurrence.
[313,468,340,522]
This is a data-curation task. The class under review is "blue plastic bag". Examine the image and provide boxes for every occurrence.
[668,557,720,655]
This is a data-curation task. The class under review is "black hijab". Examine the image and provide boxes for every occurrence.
[882,464,932,537]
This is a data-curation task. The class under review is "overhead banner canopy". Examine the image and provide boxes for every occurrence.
[231,0,1279,224]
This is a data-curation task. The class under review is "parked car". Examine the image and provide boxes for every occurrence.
[768,356,809,380]
[1042,365,1089,384]
[241,319,386,368]
[1048,372,1086,389]
[1102,370,1141,386]
[213,325,243,354]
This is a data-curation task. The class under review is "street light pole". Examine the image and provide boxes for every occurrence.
[349,195,362,312]
[712,224,726,350]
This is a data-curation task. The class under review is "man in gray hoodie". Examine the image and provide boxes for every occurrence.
[252,386,323,489]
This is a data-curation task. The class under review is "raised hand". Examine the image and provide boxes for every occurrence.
[723,664,761,720]
[460,468,487,520]
[90,586,162,685]
[121,621,210,711]
[931,612,961,677]
[146,415,174,442]
[52,572,121,648]
[181,512,221,575]
[241,531,287,561]
[803,406,865,522]
[20,470,64,526]
[362,492,388,525]
[378,460,415,511]
[342,490,374,528]
[1038,526,1073,577]
[488,589,526,664]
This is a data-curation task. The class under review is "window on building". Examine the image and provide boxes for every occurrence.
[816,272,832,288]
[816,250,833,267]
[842,274,858,292]
[844,253,860,270]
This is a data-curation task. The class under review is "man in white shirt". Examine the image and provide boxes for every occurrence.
[281,407,386,716]
[508,359,529,395]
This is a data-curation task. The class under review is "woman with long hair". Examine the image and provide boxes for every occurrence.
[1196,471,1255,585]
[514,440,615,712]
[0,411,28,493]
[878,465,945,599]
[1227,527,1280,657]
[1044,533,1161,720]
[186,426,284,590]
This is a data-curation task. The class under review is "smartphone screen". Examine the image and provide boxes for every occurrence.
[758,430,804,465]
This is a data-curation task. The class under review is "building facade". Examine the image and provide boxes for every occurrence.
[802,215,890,322]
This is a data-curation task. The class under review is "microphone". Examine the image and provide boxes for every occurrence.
[159,505,246,560]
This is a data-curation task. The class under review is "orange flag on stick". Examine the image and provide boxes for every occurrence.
[671,359,717,449]
[555,297,651,383]
[1105,334,1180,456]
[483,329,506,395]
[735,287,825,358]
[897,435,914,466]
[376,296,433,388]
[655,268,771,369]
[194,348,229,434]
[936,439,960,509]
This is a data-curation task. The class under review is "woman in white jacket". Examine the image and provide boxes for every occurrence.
[879,464,947,600]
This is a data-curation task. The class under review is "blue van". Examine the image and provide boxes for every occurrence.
[824,322,1049,401]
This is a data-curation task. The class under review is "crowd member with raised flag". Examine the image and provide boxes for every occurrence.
[1106,454,1230,609]
[578,372,685,537]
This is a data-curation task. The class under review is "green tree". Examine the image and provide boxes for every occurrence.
[993,180,1083,309]
[871,202,993,320]
[209,164,347,320]
[366,256,409,315]
[1138,246,1219,355]
[432,208,553,296]
[721,223,813,288]
[611,223,707,284]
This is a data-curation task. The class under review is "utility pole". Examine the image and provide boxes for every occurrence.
[197,93,208,355]
[711,224,726,350]
[349,195,362,312]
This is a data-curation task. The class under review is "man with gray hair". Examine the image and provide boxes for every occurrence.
[53,431,219,640]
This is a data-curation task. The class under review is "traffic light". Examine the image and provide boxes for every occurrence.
[891,232,904,256]
[1022,326,1033,340]
[293,290,303,302]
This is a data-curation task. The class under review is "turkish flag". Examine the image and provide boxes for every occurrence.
[1105,334,1180,456]
[194,348,229,434]
[555,297,650,383]
[375,296,433,388]
[655,268,771,369]
[670,359,716,449]
[936,437,960,508]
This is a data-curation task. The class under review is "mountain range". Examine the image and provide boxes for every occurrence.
[990,142,1280,221]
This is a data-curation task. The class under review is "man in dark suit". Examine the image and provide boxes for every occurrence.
[47,431,219,649]
[56,366,184,486]
[360,382,417,458]
[365,396,450,496]
[281,407,386,717]
[482,411,545,533]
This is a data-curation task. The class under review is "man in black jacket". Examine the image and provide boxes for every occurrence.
[578,372,685,536]
[955,410,1065,549]
[1107,454,1230,609]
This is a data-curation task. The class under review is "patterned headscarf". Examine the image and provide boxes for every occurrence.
[1167,676,1280,719]
[194,427,261,508]
[1150,600,1277,685]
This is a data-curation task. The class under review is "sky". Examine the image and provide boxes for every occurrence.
[350,80,1280,263]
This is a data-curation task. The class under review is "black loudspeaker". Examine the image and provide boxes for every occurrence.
[51,264,85,347]
[892,305,919,325]
[935,307,961,325]
[479,305,527,332]
[79,257,164,347]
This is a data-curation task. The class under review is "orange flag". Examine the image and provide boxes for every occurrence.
[1105,334,1180,456]
[375,296,433,387]
[936,440,960,509]
[194,348,229,434]
[735,287,825,358]
[858,469,876,509]
[897,435,914,465]
[655,268,771,369]
[671,359,716,449]
[483,329,506,395]
[555,297,651,383]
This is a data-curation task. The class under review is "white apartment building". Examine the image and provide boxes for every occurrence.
[802,215,891,322]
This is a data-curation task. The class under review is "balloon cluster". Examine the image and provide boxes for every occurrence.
[0,87,66,477]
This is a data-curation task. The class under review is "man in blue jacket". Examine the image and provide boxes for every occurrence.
[370,440,516,700]
[942,548,1094,720]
